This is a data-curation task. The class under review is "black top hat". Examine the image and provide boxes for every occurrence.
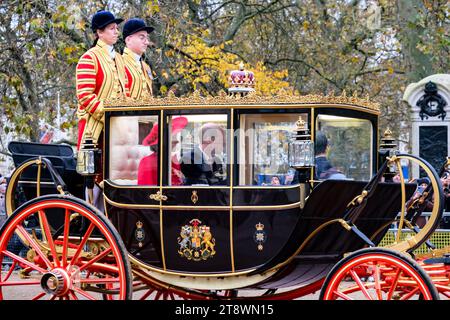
[123,18,154,39]
[91,10,123,32]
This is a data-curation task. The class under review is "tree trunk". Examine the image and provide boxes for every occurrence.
[396,0,435,82]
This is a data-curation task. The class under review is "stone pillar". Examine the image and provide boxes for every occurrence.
[403,74,450,177]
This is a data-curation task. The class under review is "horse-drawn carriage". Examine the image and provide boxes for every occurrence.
[1,89,450,300]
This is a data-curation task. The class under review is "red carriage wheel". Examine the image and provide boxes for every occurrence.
[0,195,132,300]
[320,248,439,300]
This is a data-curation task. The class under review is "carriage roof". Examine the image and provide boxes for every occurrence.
[103,91,381,115]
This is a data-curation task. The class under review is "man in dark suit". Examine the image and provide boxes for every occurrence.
[180,123,226,185]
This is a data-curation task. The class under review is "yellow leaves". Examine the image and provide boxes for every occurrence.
[165,50,174,58]
[351,56,359,63]
[302,21,310,31]
[387,66,394,74]
[63,46,77,55]
[423,0,433,11]
[7,75,22,88]
[168,28,293,95]
[252,62,291,96]
[30,18,42,29]
[75,20,85,31]
[146,0,160,15]
[57,5,66,13]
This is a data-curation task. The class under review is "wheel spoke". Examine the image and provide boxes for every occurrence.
[67,222,95,268]
[1,260,18,282]
[32,292,47,300]
[38,210,60,268]
[72,287,96,300]
[2,250,47,274]
[154,291,163,300]
[400,287,420,300]
[77,261,119,275]
[0,280,41,287]
[77,247,112,273]
[62,209,70,267]
[387,267,402,300]
[350,269,373,300]
[69,291,78,300]
[373,264,383,300]
[435,285,450,298]
[140,289,155,300]
[332,290,354,300]
[79,277,121,284]
[16,225,53,269]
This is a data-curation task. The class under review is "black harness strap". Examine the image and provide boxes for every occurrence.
[40,157,69,193]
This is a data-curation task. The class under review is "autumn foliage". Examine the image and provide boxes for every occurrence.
[0,0,448,151]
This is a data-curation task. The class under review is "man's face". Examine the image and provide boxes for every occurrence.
[126,31,151,56]
[201,128,225,159]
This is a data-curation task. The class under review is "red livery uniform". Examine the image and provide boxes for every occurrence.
[123,47,153,99]
[76,39,129,148]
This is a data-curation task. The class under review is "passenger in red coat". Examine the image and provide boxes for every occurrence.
[138,117,188,185]
[137,149,158,185]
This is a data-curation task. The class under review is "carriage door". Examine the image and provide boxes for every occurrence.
[160,111,232,273]
[232,111,308,271]
[104,111,165,269]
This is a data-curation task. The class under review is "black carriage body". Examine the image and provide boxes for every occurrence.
[102,98,389,278]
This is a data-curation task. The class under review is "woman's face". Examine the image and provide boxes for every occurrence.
[97,23,120,45]
[171,133,182,156]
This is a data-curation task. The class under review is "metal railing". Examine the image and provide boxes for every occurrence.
[379,212,450,255]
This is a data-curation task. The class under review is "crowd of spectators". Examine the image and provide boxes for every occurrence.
[0,173,7,227]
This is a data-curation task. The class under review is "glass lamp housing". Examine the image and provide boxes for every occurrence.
[289,139,314,168]
[289,118,314,169]
[76,132,99,176]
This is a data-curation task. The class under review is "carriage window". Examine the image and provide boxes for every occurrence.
[109,115,158,185]
[238,113,308,186]
[168,114,228,186]
[316,115,373,181]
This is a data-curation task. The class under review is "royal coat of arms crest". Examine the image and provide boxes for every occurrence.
[177,218,216,261]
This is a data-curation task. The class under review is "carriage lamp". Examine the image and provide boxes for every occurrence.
[76,130,101,176]
[289,117,314,171]
[289,117,314,208]
[379,128,397,181]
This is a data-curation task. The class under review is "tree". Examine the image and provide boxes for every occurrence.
[0,0,448,156]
